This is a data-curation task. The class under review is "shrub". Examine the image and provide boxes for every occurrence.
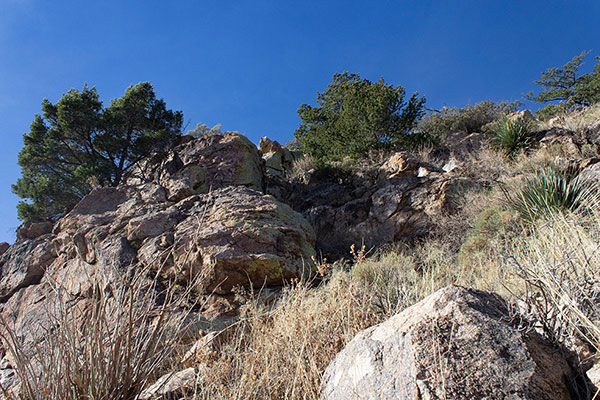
[492,117,533,158]
[418,100,519,141]
[294,72,426,163]
[188,123,223,137]
[504,167,599,223]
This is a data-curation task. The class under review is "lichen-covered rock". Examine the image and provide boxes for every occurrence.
[321,286,577,400]
[160,132,264,201]
[140,186,316,294]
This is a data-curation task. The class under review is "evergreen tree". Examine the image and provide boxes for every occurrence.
[294,72,425,163]
[526,51,600,117]
[13,82,183,222]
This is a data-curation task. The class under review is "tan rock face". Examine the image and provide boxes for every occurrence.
[159,132,264,201]
[260,136,303,178]
[321,286,577,400]
[141,186,316,294]
[0,237,56,302]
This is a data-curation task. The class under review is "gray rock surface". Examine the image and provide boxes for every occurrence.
[139,367,197,399]
[321,286,577,400]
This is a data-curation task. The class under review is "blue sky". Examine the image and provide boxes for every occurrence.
[1,0,599,243]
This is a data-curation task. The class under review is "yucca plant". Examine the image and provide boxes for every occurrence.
[492,117,532,158]
[505,167,600,223]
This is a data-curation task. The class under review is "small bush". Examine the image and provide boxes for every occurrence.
[504,168,599,223]
[492,117,532,158]
[419,100,519,141]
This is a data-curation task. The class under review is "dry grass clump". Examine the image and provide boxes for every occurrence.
[286,156,315,182]
[509,211,600,358]
[0,265,195,400]
[537,103,600,134]
[190,270,382,400]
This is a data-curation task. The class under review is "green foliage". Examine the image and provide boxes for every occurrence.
[187,122,222,137]
[13,82,183,222]
[527,51,600,119]
[492,117,532,158]
[294,72,425,163]
[505,167,599,223]
[418,100,519,140]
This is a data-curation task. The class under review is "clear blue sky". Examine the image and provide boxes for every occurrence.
[1,0,599,243]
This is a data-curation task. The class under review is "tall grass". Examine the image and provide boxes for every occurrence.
[509,211,600,363]
[0,263,195,400]
[188,271,381,400]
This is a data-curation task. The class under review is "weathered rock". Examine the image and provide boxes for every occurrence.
[539,127,584,155]
[584,120,600,145]
[0,238,55,302]
[260,137,303,178]
[302,173,459,257]
[0,243,9,257]
[139,367,197,399]
[378,151,419,179]
[586,362,600,392]
[321,286,577,400]
[580,161,600,185]
[509,109,536,123]
[16,221,53,241]
[160,132,264,201]
[142,186,316,294]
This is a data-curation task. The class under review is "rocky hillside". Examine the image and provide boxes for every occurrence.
[2,111,600,398]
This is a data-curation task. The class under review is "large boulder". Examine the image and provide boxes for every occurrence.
[139,186,316,294]
[321,286,579,400]
[158,132,264,201]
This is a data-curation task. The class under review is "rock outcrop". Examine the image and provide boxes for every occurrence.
[128,132,264,201]
[321,286,579,400]
[0,132,315,392]
[259,137,302,178]
[272,151,466,257]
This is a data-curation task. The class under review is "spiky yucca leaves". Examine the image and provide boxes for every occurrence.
[492,117,532,158]
[505,167,599,223]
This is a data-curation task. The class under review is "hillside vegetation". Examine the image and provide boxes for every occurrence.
[2,53,600,399]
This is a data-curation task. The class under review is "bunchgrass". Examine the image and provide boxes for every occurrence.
[0,263,196,400]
